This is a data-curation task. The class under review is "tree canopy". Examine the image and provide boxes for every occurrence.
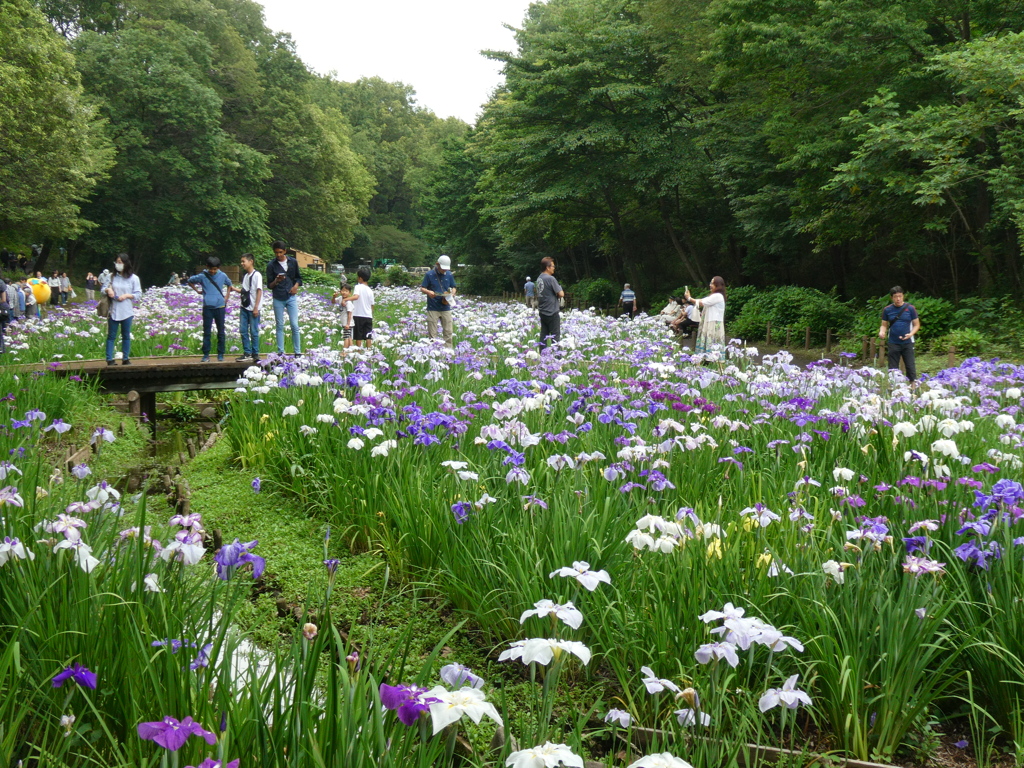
[420,0,1024,301]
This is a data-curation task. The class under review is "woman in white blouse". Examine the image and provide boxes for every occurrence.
[684,276,727,355]
[105,254,142,365]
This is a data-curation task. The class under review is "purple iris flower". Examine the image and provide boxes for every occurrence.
[71,463,91,480]
[971,463,999,474]
[379,683,439,726]
[451,501,473,523]
[953,541,1001,570]
[990,479,1024,507]
[137,716,217,751]
[619,482,647,494]
[189,643,214,670]
[251,477,261,493]
[324,558,340,575]
[214,539,265,580]
[186,759,239,768]
[52,663,97,689]
[151,639,186,653]
[43,419,73,434]
[440,663,485,689]
[640,469,675,491]
[903,536,929,554]
[957,520,991,537]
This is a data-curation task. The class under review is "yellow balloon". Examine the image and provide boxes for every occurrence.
[28,279,51,304]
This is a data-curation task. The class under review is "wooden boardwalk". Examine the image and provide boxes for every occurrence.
[22,356,256,429]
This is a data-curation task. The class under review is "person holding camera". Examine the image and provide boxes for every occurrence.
[187,256,233,362]
[266,240,303,356]
[231,253,262,363]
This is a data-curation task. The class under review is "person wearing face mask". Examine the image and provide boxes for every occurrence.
[105,254,142,365]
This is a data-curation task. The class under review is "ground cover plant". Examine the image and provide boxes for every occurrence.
[3,287,1024,767]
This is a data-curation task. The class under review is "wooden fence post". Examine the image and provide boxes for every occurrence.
[785,328,791,348]
[948,345,956,368]
[766,322,772,345]
[826,329,832,354]
[804,327,811,351]
[869,337,877,365]
[861,336,869,360]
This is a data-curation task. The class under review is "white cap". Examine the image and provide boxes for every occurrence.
[438,255,451,270]
[526,276,531,281]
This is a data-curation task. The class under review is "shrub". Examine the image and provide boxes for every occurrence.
[298,268,336,289]
[385,265,419,288]
[568,277,619,308]
[730,286,853,343]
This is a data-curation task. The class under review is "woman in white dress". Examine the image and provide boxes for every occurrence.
[684,276,726,355]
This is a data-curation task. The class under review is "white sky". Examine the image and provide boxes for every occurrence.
[256,0,535,125]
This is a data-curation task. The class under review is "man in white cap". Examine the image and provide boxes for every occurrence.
[419,254,457,347]
[524,275,535,308]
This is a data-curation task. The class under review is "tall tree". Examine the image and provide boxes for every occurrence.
[474,0,722,294]
[0,0,112,245]
[74,16,271,273]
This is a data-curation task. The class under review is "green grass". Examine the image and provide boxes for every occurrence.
[182,438,496,668]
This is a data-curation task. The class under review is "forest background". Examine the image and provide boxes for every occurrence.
[3,0,1024,309]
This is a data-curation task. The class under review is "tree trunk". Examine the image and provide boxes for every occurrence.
[661,200,705,286]
[33,240,53,275]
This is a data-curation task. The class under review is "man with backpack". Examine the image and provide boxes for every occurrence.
[878,286,920,385]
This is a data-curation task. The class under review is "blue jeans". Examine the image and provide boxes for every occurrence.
[239,307,260,357]
[202,305,226,357]
[273,295,301,355]
[106,316,132,361]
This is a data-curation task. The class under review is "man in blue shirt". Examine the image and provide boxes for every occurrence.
[524,276,535,308]
[419,255,457,348]
[878,285,920,384]
[188,256,233,362]
[618,283,636,319]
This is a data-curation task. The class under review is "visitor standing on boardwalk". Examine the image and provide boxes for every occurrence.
[684,276,727,356]
[419,255,457,347]
[232,253,262,363]
[536,257,564,350]
[878,286,919,385]
[105,254,141,365]
[188,256,233,362]
[267,240,302,356]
